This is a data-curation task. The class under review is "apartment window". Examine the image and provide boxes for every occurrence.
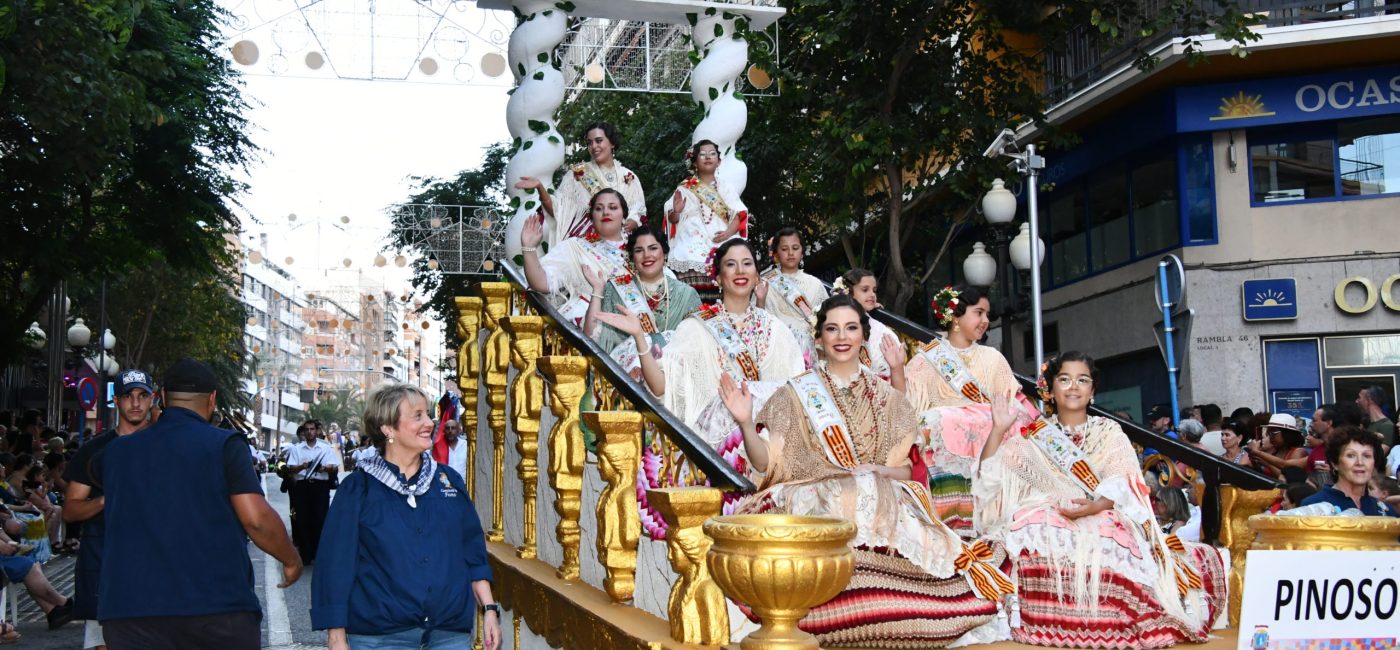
[1181,135,1216,243]
[1087,171,1130,271]
[1250,138,1334,203]
[1047,190,1087,286]
[1132,155,1181,255]
[1339,115,1400,196]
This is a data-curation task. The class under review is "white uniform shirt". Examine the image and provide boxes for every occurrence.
[445,438,468,481]
[285,440,340,481]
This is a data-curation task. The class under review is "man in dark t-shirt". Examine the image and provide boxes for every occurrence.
[64,369,156,649]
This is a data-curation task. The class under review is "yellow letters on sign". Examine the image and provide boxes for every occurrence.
[1334,274,1400,314]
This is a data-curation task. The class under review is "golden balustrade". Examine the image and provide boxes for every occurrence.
[1218,485,1282,627]
[586,410,643,604]
[646,487,730,646]
[502,314,545,560]
[478,282,512,543]
[454,296,482,498]
[536,354,589,581]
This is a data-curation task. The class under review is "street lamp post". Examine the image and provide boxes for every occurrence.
[964,178,1044,361]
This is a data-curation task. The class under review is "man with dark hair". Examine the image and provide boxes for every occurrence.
[1306,404,1340,489]
[284,419,338,566]
[64,369,157,650]
[1198,404,1225,456]
[1357,385,1396,448]
[1147,405,1173,435]
[1229,406,1255,422]
[98,359,301,649]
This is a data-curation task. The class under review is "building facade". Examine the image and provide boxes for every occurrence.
[975,5,1400,422]
[239,257,307,446]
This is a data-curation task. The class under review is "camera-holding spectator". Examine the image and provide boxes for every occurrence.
[1247,414,1308,481]
[1299,426,1398,517]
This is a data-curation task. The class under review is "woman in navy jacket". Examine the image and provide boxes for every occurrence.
[312,384,500,649]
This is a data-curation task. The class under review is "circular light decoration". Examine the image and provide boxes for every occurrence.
[285,256,295,265]
[342,257,353,268]
[419,58,439,76]
[746,64,774,90]
[373,254,387,267]
[394,255,407,268]
[268,53,289,75]
[421,321,431,330]
[584,62,606,84]
[232,40,260,66]
[328,318,339,329]
[427,257,440,271]
[249,250,263,264]
[252,345,262,353]
[305,52,325,70]
[482,260,496,271]
[365,294,376,303]
[306,291,316,299]
[247,316,258,326]
[430,216,442,229]
[344,320,355,330]
[340,215,350,224]
[479,218,492,230]
[481,52,507,78]
[402,322,410,330]
[288,213,298,223]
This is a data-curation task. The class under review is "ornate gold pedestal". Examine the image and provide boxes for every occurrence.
[704,514,856,650]
[1248,514,1400,550]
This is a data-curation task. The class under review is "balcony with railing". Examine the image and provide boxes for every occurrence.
[1043,0,1400,105]
[445,261,1324,650]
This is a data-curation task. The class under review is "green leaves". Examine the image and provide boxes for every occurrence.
[528,119,550,133]
[555,1,576,12]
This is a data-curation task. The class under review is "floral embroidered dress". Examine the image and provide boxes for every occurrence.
[590,274,701,373]
[973,415,1226,649]
[759,269,827,368]
[637,303,803,539]
[732,367,1014,648]
[548,161,647,246]
[905,339,1037,535]
[663,176,749,275]
[536,235,629,326]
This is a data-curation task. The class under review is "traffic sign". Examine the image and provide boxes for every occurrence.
[1155,254,1186,311]
[1153,308,1194,388]
[77,377,98,411]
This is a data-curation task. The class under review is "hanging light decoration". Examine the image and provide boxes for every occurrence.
[394,254,408,268]
[374,254,387,267]
[427,256,440,271]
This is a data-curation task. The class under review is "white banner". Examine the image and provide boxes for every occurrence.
[1238,550,1400,650]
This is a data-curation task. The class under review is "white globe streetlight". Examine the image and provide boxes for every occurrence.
[980,178,1018,225]
[1009,223,1045,272]
[101,328,116,351]
[25,322,46,350]
[961,242,997,287]
[68,318,92,348]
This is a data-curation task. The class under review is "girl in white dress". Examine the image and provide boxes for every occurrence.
[662,139,748,278]
[519,189,630,325]
[756,227,827,368]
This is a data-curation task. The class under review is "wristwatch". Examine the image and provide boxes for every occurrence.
[483,603,501,616]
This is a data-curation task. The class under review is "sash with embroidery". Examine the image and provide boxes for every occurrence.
[687,178,732,225]
[609,274,658,335]
[559,239,627,325]
[761,269,814,317]
[789,372,939,526]
[697,310,761,381]
[917,339,989,403]
[566,163,633,238]
[1019,417,1103,496]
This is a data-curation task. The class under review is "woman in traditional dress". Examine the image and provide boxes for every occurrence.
[716,294,1014,648]
[756,227,827,368]
[834,268,906,389]
[975,352,1226,649]
[582,224,701,376]
[904,285,1036,535]
[516,121,647,245]
[519,188,631,326]
[596,238,803,538]
[662,140,748,281]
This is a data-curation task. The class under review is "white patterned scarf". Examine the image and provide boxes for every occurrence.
[361,452,438,508]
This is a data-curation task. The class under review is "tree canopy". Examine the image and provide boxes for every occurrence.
[0,0,254,387]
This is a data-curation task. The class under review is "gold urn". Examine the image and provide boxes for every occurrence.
[1248,514,1400,551]
[704,514,857,650]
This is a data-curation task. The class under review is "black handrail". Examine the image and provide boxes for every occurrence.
[872,307,1282,543]
[498,262,754,492]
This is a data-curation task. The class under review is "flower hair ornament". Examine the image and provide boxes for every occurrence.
[1035,356,1056,414]
[930,286,961,329]
[831,277,850,295]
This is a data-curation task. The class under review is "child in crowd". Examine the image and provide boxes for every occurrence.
[1280,483,1318,511]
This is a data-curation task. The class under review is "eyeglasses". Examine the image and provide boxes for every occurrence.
[695,151,720,159]
[1053,375,1094,389]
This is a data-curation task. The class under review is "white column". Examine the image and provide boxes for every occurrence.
[503,0,568,259]
[690,12,749,200]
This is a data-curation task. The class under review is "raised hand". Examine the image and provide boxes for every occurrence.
[582,264,606,292]
[514,176,544,191]
[669,190,686,223]
[879,333,906,370]
[521,213,545,249]
[718,373,754,426]
[990,388,1017,436]
[594,305,643,337]
[754,278,769,306]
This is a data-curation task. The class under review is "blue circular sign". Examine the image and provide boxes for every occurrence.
[78,377,98,410]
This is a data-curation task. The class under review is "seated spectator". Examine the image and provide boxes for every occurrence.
[1220,418,1253,468]
[1280,483,1318,511]
[1299,426,1398,516]
[1247,414,1308,480]
[1153,486,1191,535]
[0,520,73,632]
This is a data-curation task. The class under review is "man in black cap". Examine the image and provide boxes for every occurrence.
[63,368,158,648]
[1147,404,1174,436]
[97,359,301,649]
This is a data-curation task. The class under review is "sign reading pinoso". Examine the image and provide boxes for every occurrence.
[1176,64,1400,132]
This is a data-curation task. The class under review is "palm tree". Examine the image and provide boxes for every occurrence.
[299,388,364,434]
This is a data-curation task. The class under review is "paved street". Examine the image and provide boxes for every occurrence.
[8,473,330,649]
